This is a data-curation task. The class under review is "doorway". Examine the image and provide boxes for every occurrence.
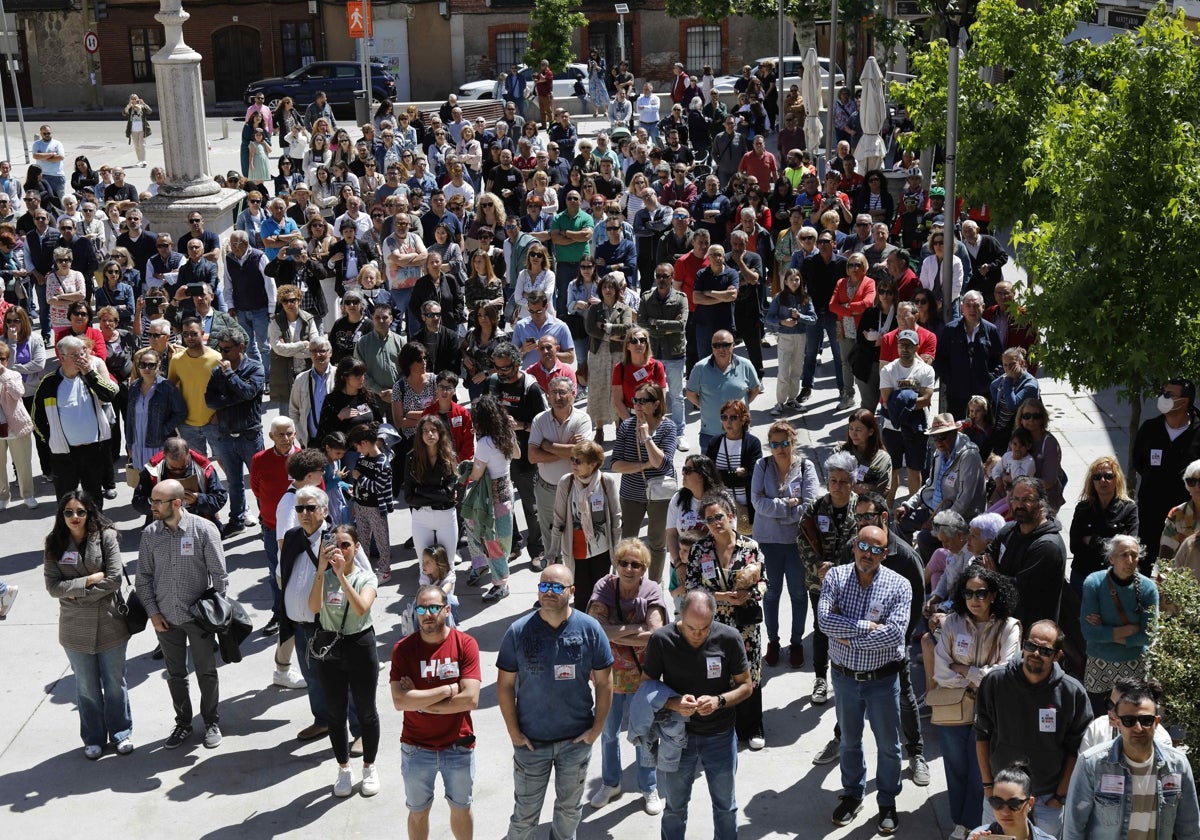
[212,26,262,102]
[586,21,634,79]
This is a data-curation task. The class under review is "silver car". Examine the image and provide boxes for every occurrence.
[458,63,588,101]
[713,56,845,96]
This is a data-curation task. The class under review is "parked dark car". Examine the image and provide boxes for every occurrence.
[244,61,397,112]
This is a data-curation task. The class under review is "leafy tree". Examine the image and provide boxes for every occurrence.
[1148,565,1200,774]
[1014,7,1200,464]
[893,0,1091,228]
[524,0,587,73]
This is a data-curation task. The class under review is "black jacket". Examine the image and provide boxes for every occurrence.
[402,454,457,510]
[1068,497,1139,579]
[706,433,763,524]
[964,234,1009,305]
[992,517,1067,630]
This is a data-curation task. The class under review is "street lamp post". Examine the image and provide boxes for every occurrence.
[825,0,838,161]
[615,4,628,65]
[940,25,966,319]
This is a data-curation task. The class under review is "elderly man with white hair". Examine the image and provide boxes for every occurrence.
[224,229,275,382]
[934,290,1004,420]
[289,336,337,447]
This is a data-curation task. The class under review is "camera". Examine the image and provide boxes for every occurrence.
[186,283,204,297]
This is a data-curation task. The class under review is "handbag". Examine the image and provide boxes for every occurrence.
[640,431,678,501]
[307,599,350,662]
[188,587,235,635]
[928,623,1002,726]
[113,562,149,634]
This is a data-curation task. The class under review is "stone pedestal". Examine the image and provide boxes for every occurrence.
[140,192,245,247]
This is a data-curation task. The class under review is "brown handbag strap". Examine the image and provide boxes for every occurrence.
[1106,574,1133,626]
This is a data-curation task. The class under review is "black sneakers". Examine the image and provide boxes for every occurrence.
[164,725,192,749]
[831,795,862,826]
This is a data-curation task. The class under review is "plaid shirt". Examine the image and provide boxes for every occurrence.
[817,561,911,673]
[135,509,228,627]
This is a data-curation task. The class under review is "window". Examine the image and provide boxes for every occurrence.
[130,27,163,83]
[281,22,316,74]
[685,25,722,73]
[496,31,528,71]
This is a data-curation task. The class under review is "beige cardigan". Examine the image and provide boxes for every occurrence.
[0,366,33,438]
[548,471,622,570]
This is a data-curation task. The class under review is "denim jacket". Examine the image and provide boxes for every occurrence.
[627,678,687,772]
[1062,737,1199,840]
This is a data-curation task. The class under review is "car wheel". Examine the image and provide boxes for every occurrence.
[266,97,282,111]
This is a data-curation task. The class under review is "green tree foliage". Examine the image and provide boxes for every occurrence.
[524,0,587,73]
[1014,7,1200,454]
[893,0,1091,227]
[1148,565,1200,774]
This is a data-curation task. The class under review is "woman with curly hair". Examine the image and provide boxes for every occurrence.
[464,395,519,602]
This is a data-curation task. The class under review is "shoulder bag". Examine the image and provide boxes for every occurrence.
[307,583,351,662]
[927,623,1001,726]
[113,561,148,635]
[641,427,678,501]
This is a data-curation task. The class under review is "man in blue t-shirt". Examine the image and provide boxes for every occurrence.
[497,564,613,840]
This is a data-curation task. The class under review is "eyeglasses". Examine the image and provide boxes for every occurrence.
[414,605,446,616]
[712,342,733,349]
[1092,473,1116,483]
[654,272,672,279]
[1186,477,1200,488]
[1021,412,1043,420]
[147,498,174,507]
[855,540,887,557]
[965,587,992,600]
[294,504,321,514]
[1022,640,1056,658]
[606,226,621,231]
[217,345,237,354]
[799,235,817,242]
[63,508,88,518]
[280,298,299,304]
[987,796,1028,813]
[537,581,569,594]
[631,396,659,406]
[618,560,645,570]
[720,413,743,422]
[56,258,72,263]
[493,363,514,373]
[703,513,728,524]
[1117,714,1158,728]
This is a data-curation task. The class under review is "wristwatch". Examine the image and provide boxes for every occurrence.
[717,694,727,709]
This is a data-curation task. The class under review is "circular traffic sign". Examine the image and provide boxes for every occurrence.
[84,31,99,54]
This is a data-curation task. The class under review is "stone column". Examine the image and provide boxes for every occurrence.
[142,0,241,247]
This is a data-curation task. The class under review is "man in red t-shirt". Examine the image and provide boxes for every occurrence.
[673,228,710,378]
[534,60,556,130]
[390,585,481,839]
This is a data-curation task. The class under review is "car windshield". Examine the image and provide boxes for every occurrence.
[285,65,314,80]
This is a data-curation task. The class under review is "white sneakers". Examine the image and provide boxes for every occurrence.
[84,745,102,760]
[360,764,380,797]
[0,584,18,618]
[272,668,307,689]
[676,439,690,452]
[643,790,664,815]
[25,497,38,509]
[116,737,135,755]
[590,784,621,808]
[333,765,354,798]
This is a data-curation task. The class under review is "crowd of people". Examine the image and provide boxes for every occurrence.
[1,67,1199,840]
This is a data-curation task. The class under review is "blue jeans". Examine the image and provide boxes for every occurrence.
[402,742,476,810]
[699,432,715,451]
[508,737,592,840]
[639,121,660,144]
[235,308,270,379]
[662,356,686,433]
[831,669,902,806]
[659,729,738,840]
[555,261,580,315]
[801,311,843,393]
[35,281,49,336]
[389,288,414,338]
[762,542,806,647]
[64,643,132,747]
[210,432,261,522]
[293,622,361,734]
[937,723,982,827]
[600,692,656,792]
[42,172,67,198]
[261,526,282,618]
[178,421,219,459]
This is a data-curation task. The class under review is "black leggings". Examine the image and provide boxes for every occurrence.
[316,627,381,765]
[573,552,612,612]
[808,590,829,679]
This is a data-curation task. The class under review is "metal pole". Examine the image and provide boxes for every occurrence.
[360,0,371,104]
[940,25,964,320]
[825,0,838,159]
[0,58,9,164]
[778,0,786,125]
[0,0,28,164]
[618,14,625,65]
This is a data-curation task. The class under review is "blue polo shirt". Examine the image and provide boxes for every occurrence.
[686,354,762,436]
[260,215,299,261]
[512,315,573,368]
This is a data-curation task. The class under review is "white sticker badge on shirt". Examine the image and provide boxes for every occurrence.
[591,493,605,512]
[1099,774,1125,795]
[61,551,80,566]
[438,661,461,680]
[817,515,831,533]
[326,590,344,606]
[701,559,717,579]
[866,602,884,622]
[633,367,648,382]
[954,634,972,659]
[180,536,195,556]
[1163,773,1182,793]
[1150,449,1163,466]
[706,656,722,679]
[451,415,463,427]
[1039,707,1057,733]
[554,664,576,681]
[855,465,868,483]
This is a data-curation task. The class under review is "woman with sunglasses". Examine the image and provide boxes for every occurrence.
[328,291,371,366]
[586,538,668,813]
[234,190,266,249]
[126,347,186,471]
[666,455,724,604]
[751,420,819,669]
[273,157,304,199]
[547,439,622,610]
[512,245,556,322]
[1079,535,1158,716]
[46,248,86,333]
[94,260,135,330]
[1070,462,1137,593]
[1013,396,1064,512]
[461,303,508,401]
[911,287,944,341]
[71,155,99,195]
[830,253,877,411]
[852,169,895,224]
[705,399,761,535]
[44,490,133,759]
[307,522,381,798]
[464,395,519,602]
[311,166,338,220]
[967,761,1056,840]
[55,301,107,365]
[564,258,599,386]
[464,250,505,330]
[107,246,142,298]
[612,326,666,423]
[685,491,768,749]
[612,383,678,586]
[585,273,633,444]
[930,565,1020,838]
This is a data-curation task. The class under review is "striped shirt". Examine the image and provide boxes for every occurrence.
[1124,753,1157,840]
[135,509,228,627]
[817,561,911,673]
[611,416,678,502]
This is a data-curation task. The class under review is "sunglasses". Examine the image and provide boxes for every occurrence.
[856,540,887,557]
[538,581,569,594]
[414,604,446,616]
[63,509,88,518]
[965,587,991,600]
[294,504,321,514]
[632,396,657,405]
[1092,473,1116,482]
[654,272,672,279]
[680,466,695,475]
[1021,412,1044,420]
[854,511,881,521]
[720,413,742,422]
[1186,477,1200,488]
[1022,640,1056,658]
[138,361,159,370]
[1117,714,1157,728]
[618,560,645,570]
[703,513,728,524]
[767,440,792,450]
[627,337,648,345]
[987,796,1028,813]
[712,342,733,349]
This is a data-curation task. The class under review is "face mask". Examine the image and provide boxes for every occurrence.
[1159,395,1178,415]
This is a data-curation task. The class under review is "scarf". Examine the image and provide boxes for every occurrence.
[931,436,960,510]
[571,468,605,553]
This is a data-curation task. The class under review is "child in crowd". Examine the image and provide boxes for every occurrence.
[988,427,1036,514]
[418,545,458,626]
[348,421,394,582]
[322,431,352,526]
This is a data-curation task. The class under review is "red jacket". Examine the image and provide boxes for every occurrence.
[250,443,299,530]
[422,400,475,463]
[829,276,877,333]
[878,324,937,364]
